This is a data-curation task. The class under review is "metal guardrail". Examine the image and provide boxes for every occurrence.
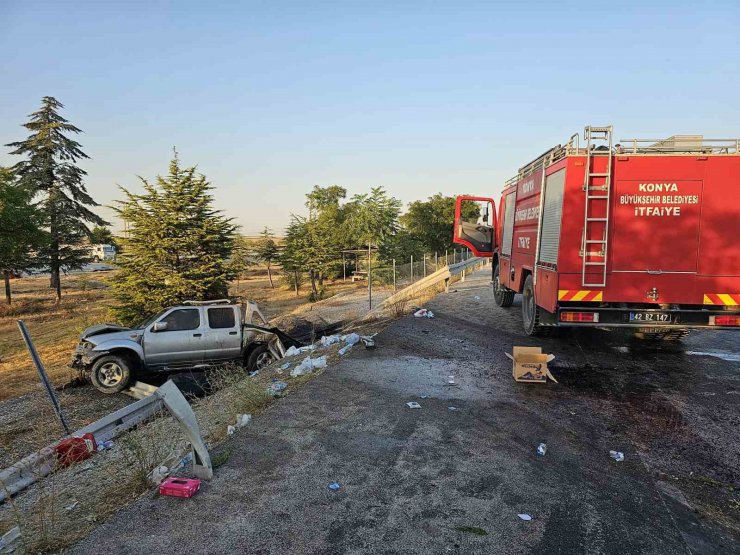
[366,257,488,317]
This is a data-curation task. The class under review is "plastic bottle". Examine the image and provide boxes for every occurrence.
[537,443,547,456]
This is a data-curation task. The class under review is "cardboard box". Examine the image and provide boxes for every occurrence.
[506,346,557,384]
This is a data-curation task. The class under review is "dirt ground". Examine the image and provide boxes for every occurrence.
[69,269,740,554]
[0,268,388,468]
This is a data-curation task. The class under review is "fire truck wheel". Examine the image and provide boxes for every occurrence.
[493,263,515,307]
[522,275,547,336]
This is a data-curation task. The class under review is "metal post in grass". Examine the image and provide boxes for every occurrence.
[435,252,438,270]
[423,254,427,277]
[445,249,448,266]
[342,252,346,282]
[410,254,414,282]
[17,320,71,435]
[393,259,396,292]
[368,244,372,309]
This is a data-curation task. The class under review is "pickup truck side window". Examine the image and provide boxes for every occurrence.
[160,308,200,331]
[208,307,235,329]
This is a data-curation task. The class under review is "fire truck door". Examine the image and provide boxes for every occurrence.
[453,196,497,257]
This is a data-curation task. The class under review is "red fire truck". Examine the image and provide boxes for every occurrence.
[453,125,740,337]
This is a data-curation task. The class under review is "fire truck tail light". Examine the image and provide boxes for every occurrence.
[709,315,740,326]
[560,311,599,323]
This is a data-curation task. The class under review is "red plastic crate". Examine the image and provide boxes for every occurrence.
[159,477,201,498]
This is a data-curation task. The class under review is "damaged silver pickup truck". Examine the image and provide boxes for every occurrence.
[70,300,301,394]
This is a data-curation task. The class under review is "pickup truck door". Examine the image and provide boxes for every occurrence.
[202,306,242,363]
[142,307,205,369]
[452,196,497,257]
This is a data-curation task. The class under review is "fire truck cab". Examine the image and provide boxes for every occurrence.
[454,125,740,337]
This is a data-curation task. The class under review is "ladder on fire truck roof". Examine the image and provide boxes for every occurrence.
[581,125,613,288]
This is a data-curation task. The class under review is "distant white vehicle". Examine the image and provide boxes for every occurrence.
[90,244,116,262]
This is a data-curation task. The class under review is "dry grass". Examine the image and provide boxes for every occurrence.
[0,361,285,553]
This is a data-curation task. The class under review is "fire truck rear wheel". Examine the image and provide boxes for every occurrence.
[493,262,515,307]
[522,275,550,336]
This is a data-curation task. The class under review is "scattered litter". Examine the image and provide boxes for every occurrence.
[414,308,434,318]
[54,433,97,466]
[506,347,557,384]
[159,477,201,498]
[327,481,342,491]
[291,355,328,377]
[447,375,456,385]
[284,346,301,356]
[320,335,341,346]
[235,414,252,428]
[610,450,625,462]
[280,362,291,370]
[406,401,422,409]
[456,526,488,536]
[64,501,79,511]
[517,514,532,521]
[150,465,169,485]
[361,335,376,349]
[227,425,236,436]
[537,443,547,456]
[338,344,353,356]
[474,296,481,300]
[267,381,288,395]
[248,370,259,377]
[448,406,459,412]
[420,395,429,399]
[343,333,361,346]
[97,440,114,451]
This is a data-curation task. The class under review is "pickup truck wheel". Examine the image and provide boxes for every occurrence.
[493,262,515,307]
[245,345,275,372]
[90,355,132,394]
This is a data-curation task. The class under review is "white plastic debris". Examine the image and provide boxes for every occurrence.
[448,406,459,412]
[227,425,236,436]
[320,335,341,346]
[517,514,532,521]
[610,450,625,462]
[150,465,169,485]
[338,344,353,356]
[474,296,481,300]
[280,362,291,370]
[235,414,252,429]
[342,333,361,346]
[414,308,434,318]
[290,355,328,377]
[447,375,456,385]
[537,443,547,456]
[267,381,288,395]
[284,346,301,357]
[64,501,79,511]
[406,401,421,409]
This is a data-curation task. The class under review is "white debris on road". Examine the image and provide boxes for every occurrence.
[414,309,434,318]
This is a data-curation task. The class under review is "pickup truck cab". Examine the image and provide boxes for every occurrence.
[70,300,294,394]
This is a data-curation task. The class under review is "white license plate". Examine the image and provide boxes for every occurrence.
[629,312,672,323]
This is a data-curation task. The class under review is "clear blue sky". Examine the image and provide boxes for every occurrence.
[1,1,738,234]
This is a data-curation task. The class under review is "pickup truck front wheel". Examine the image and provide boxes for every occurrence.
[245,344,275,372]
[90,355,132,394]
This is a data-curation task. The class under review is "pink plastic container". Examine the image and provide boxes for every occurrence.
[159,477,201,498]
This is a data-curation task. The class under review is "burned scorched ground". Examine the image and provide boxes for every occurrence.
[72,269,739,554]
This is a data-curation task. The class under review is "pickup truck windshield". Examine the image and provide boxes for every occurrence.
[136,310,168,329]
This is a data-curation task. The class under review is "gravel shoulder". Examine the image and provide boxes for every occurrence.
[69,269,740,554]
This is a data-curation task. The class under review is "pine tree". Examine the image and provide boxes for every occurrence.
[6,96,107,301]
[111,154,237,325]
[254,227,280,288]
[0,168,47,304]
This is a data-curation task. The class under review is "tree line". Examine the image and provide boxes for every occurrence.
[1,96,476,323]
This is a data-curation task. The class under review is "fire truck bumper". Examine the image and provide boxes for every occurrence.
[555,307,740,329]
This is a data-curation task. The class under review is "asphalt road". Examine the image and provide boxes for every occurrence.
[72,269,739,554]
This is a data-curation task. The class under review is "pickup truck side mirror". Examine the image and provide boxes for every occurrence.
[152,321,168,332]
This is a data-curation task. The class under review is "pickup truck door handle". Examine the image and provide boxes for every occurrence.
[228,331,237,335]
[193,333,202,337]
